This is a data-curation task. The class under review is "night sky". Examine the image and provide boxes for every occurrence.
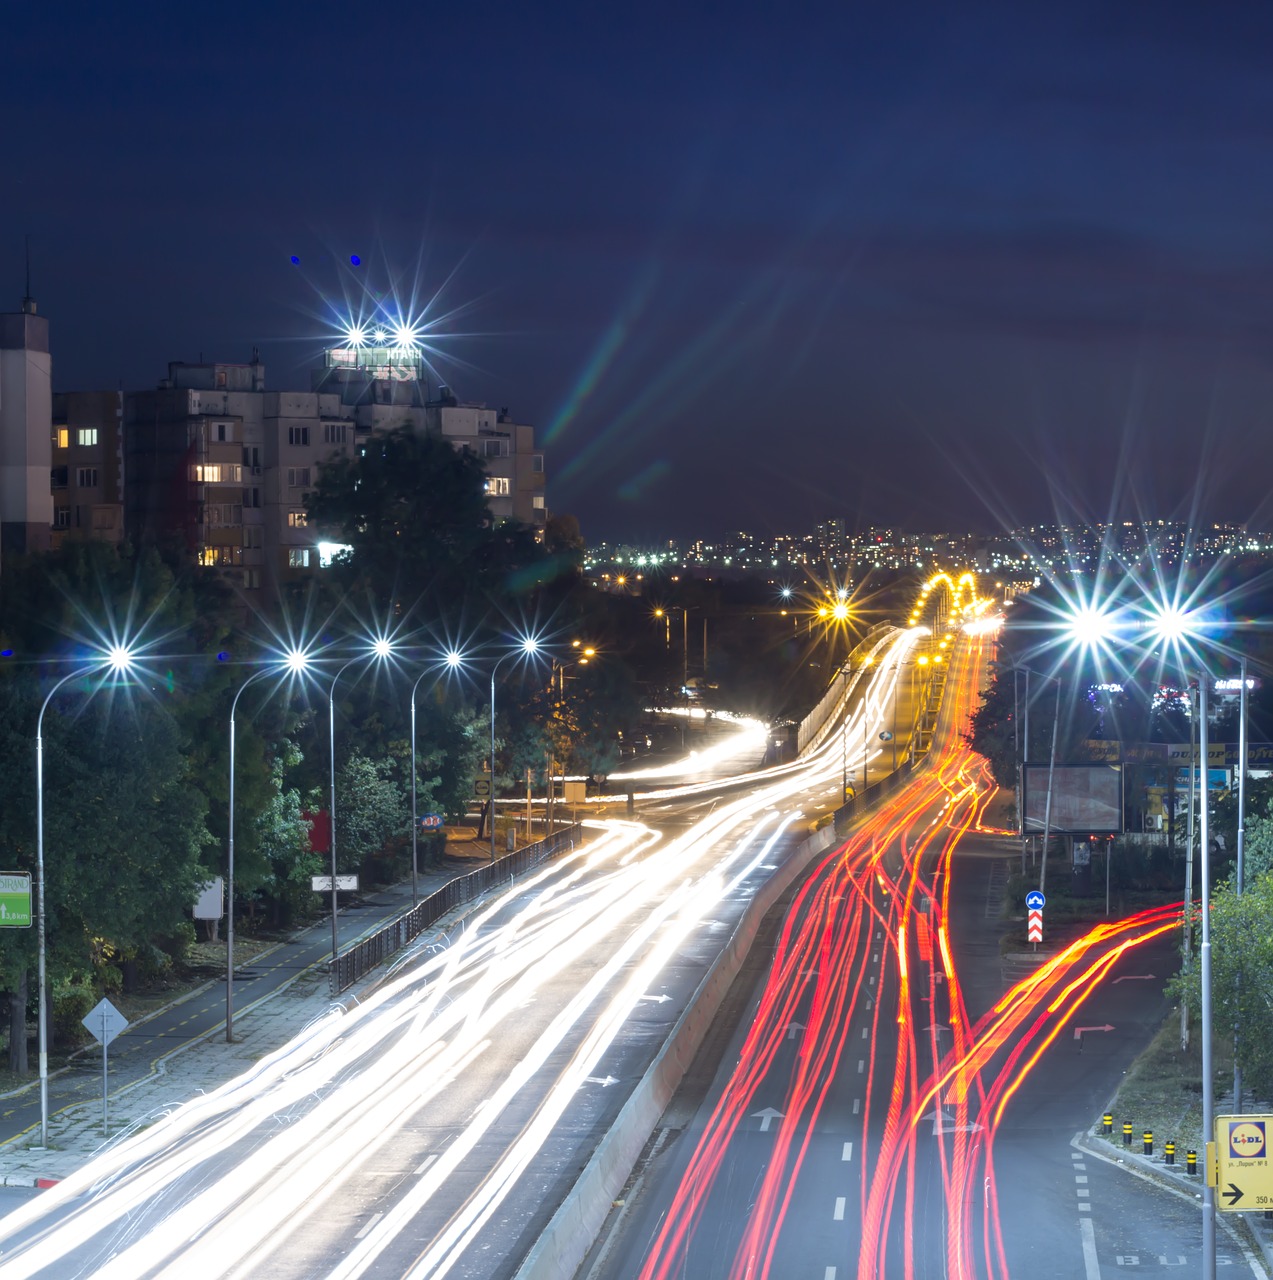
[5,3,1273,544]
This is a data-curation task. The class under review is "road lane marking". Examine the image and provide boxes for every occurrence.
[833,1196,846,1220]
[853,1098,861,1115]
[1077,1188,1089,1197]
[861,1027,868,1038]
[858,1060,865,1073]
[415,1154,439,1174]
[824,1269,836,1280]
[842,1142,853,1161]
[1079,1217,1100,1278]
[355,1212,383,1239]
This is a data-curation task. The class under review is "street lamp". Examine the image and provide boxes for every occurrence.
[226,647,310,1042]
[410,649,465,906]
[34,644,135,1146]
[488,637,541,862]
[328,637,396,966]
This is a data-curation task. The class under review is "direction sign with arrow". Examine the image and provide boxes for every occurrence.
[1223,1183,1245,1207]
[1025,890,1045,910]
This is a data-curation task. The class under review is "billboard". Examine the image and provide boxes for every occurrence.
[1022,764,1123,835]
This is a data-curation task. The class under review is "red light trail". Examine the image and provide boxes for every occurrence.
[634,634,1175,1280]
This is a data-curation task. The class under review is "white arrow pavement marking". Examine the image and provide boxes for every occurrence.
[786,1022,805,1041]
[1112,974,1155,983]
[640,994,672,1003]
[929,1108,984,1135]
[585,1076,619,1087]
[926,1024,950,1035]
[752,1107,784,1132]
[1073,1024,1115,1040]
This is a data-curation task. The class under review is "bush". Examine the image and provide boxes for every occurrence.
[51,975,97,1049]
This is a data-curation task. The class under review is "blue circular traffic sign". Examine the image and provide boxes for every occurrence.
[1025,890,1046,910]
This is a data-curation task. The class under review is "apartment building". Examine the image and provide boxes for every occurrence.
[50,391,124,547]
[0,296,53,555]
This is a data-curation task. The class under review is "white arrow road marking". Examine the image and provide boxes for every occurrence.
[786,1022,805,1041]
[585,1075,619,1087]
[752,1107,784,1132]
[1073,1024,1115,1040]
[640,993,671,1003]
[929,1108,984,1136]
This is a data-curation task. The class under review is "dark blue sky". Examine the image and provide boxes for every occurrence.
[5,3,1273,543]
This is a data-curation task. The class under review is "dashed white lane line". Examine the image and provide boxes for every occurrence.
[1079,1216,1101,1278]
[833,1196,846,1220]
[415,1154,438,1174]
[842,1141,853,1161]
[861,1027,868,1039]
[852,1098,861,1115]
[857,1060,865,1073]
[355,1212,384,1239]
[824,1268,837,1280]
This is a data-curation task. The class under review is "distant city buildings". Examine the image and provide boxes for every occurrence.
[0,297,547,597]
[585,519,1260,589]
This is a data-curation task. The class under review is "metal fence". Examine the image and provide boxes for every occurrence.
[330,824,583,995]
[832,758,914,838]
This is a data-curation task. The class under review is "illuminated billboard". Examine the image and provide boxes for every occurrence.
[1022,764,1123,835]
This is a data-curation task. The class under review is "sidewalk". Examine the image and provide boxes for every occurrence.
[1078,1125,1273,1275]
[0,847,498,1188]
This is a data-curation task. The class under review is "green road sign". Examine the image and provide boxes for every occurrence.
[0,873,32,928]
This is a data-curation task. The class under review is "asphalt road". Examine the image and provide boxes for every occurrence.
[581,634,1256,1280]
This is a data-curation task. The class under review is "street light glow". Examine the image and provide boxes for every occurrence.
[445,650,465,669]
[282,648,311,676]
[372,637,394,660]
[1065,604,1118,647]
[104,644,135,673]
[1146,603,1199,644]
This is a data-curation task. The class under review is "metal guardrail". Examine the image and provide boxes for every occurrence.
[329,824,584,995]
[831,758,914,837]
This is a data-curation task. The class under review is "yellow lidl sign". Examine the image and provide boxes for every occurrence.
[1211,1114,1273,1211]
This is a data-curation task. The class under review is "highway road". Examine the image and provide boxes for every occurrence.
[0,610,926,1279]
[585,632,1263,1280]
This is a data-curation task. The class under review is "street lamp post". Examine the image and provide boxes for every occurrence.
[226,667,271,1043]
[34,647,133,1146]
[489,638,539,863]
[1199,674,1216,1279]
[410,651,464,908]
[328,640,394,967]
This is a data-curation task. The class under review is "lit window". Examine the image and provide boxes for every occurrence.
[532,495,546,510]
[288,548,311,568]
[287,510,307,528]
[76,467,99,488]
[193,463,244,484]
[77,428,98,447]
[485,477,511,497]
[54,427,69,449]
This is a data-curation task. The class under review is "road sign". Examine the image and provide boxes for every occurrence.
[1027,908,1043,943]
[473,773,492,799]
[1025,890,1046,910]
[1212,1114,1273,1211]
[0,873,32,929]
[82,997,128,1048]
[563,780,587,805]
[82,998,129,1137]
[420,813,444,830]
[311,875,359,892]
[879,731,893,741]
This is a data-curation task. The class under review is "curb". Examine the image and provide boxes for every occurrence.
[1076,1129,1273,1276]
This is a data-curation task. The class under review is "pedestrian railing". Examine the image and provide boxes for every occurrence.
[329,823,583,995]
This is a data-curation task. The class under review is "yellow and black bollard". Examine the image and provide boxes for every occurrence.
[1102,1112,1113,1135]
[1165,1140,1175,1166]
[1123,1121,1133,1147]
[1143,1130,1153,1156]
[1186,1149,1198,1175]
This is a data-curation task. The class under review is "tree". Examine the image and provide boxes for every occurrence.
[335,755,406,881]
[1168,872,1273,1102]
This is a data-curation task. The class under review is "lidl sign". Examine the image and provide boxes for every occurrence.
[0,873,32,929]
